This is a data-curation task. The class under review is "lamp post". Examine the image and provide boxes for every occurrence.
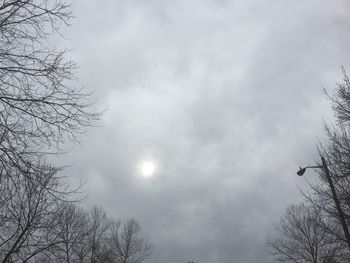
[297,156,350,251]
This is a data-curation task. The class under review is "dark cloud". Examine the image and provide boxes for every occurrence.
[58,1,350,262]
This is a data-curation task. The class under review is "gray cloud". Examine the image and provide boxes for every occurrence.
[58,1,350,262]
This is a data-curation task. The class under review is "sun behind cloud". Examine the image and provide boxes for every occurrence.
[140,161,156,178]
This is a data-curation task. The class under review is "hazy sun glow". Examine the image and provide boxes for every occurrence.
[140,161,155,178]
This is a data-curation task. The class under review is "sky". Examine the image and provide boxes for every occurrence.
[58,1,350,262]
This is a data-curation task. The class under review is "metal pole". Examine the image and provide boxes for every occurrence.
[321,156,350,251]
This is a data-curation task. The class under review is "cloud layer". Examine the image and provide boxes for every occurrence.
[60,1,350,262]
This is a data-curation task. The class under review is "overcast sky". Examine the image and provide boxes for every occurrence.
[59,1,350,262]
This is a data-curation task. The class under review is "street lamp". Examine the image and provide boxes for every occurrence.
[297,156,350,251]
[297,165,323,176]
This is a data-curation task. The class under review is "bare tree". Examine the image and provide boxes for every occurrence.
[268,70,350,262]
[44,204,112,263]
[0,0,100,178]
[49,203,89,263]
[268,203,340,263]
[110,219,153,263]
[49,208,153,263]
[0,163,71,263]
[319,69,350,223]
[306,70,350,259]
[310,132,350,257]
[328,67,350,125]
[86,206,112,263]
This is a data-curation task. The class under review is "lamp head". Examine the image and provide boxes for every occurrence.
[297,167,306,176]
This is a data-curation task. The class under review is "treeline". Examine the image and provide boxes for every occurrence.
[0,1,152,262]
[0,183,153,262]
[268,71,350,262]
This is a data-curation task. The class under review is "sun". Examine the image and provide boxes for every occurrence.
[140,161,155,178]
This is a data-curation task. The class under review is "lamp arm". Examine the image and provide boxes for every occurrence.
[303,165,324,169]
